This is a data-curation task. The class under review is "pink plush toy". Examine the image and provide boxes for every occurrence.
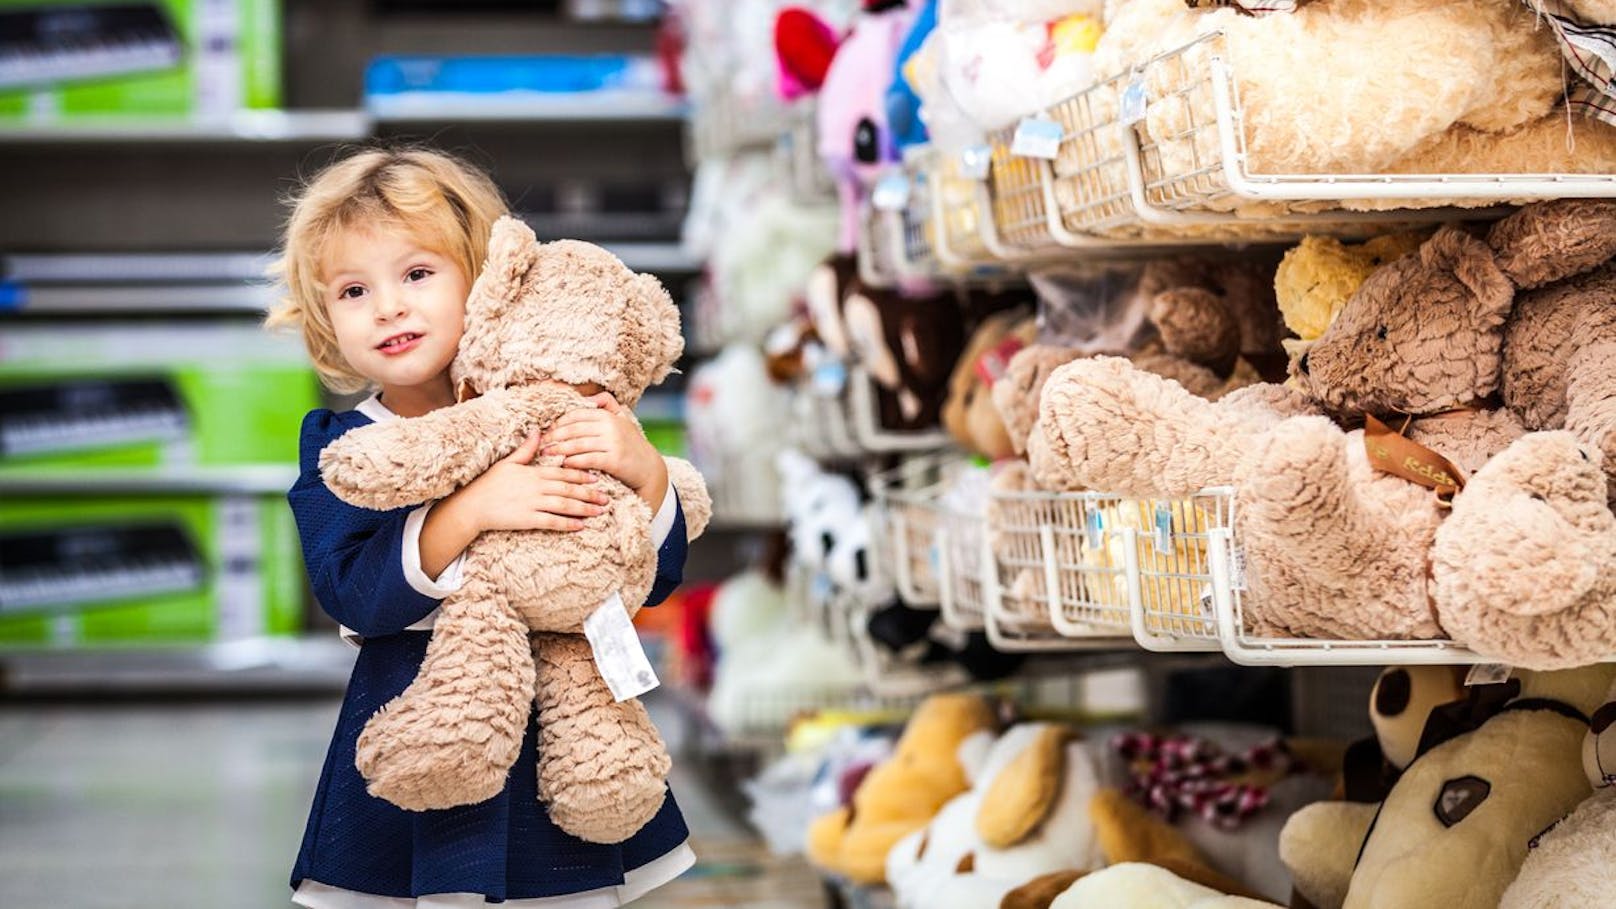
[777,0,917,252]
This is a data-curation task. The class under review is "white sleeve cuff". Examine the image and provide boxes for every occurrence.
[403,502,466,597]
[650,485,679,549]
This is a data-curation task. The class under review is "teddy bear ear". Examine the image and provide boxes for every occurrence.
[636,272,683,385]
[1422,227,1514,330]
[465,216,540,323]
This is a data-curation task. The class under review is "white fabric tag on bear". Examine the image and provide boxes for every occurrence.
[584,592,659,702]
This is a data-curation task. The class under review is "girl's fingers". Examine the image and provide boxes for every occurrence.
[536,496,606,517]
[537,479,609,504]
[560,452,613,472]
[551,410,611,433]
[543,435,608,458]
[586,392,623,414]
[525,513,585,532]
[532,465,598,485]
[504,428,543,465]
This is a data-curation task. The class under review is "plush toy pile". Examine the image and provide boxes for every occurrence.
[1032,199,1616,667]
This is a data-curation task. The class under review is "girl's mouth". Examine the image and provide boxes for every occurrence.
[377,333,423,355]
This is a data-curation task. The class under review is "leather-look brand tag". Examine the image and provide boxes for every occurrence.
[1363,413,1467,505]
[973,337,1026,388]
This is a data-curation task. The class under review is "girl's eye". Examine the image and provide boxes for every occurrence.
[406,267,433,283]
[338,285,365,300]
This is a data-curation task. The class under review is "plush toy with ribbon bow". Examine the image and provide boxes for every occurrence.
[1035,200,1616,655]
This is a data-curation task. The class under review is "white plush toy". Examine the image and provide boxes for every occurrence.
[1498,676,1616,909]
[888,722,1107,909]
[686,344,792,521]
[936,0,1104,132]
[826,503,895,605]
[776,449,863,572]
[1051,863,1282,909]
[709,187,840,345]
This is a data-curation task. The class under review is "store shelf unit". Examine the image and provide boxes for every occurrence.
[0,109,372,144]
[0,635,356,695]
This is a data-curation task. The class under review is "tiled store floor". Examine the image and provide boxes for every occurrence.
[0,695,824,909]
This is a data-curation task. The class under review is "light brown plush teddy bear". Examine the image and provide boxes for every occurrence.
[319,217,711,843]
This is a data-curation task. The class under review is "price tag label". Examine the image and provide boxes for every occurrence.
[959,144,993,180]
[1084,507,1105,550]
[812,359,848,396]
[1120,77,1148,125]
[1152,504,1173,555]
[1465,663,1513,687]
[872,172,911,211]
[1010,116,1063,160]
[584,592,659,702]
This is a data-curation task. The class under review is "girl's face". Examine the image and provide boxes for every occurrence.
[323,226,469,414]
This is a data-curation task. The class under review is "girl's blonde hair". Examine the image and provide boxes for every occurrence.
[266,145,509,393]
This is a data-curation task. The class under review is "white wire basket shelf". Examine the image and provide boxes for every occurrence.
[777,99,837,203]
[868,456,965,608]
[1130,31,1616,212]
[686,85,794,163]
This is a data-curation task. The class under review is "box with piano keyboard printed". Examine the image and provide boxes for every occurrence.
[0,493,303,644]
[0,322,318,470]
[0,0,280,122]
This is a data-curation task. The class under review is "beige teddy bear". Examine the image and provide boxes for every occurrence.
[318,217,711,843]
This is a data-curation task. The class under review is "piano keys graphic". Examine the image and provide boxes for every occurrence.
[0,523,205,615]
[0,2,184,93]
[0,377,191,459]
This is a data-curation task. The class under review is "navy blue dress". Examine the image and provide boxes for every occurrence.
[288,408,690,901]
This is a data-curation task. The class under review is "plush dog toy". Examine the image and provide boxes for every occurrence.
[1281,665,1616,909]
[319,218,711,843]
[807,692,999,885]
[1498,674,1616,909]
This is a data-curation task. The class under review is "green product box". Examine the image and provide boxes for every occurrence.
[0,0,282,122]
[0,492,303,645]
[0,322,320,472]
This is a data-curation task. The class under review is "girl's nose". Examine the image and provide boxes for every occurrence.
[372,289,408,322]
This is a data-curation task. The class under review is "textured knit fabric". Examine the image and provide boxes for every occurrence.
[289,407,690,901]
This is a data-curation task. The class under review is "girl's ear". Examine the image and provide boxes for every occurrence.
[465,216,540,323]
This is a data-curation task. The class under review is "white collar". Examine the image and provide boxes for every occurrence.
[355,393,396,423]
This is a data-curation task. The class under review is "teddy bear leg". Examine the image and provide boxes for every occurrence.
[355,574,536,810]
[1433,432,1616,669]
[532,632,671,844]
[1238,417,1441,639]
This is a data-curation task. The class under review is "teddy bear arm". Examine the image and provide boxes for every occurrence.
[662,456,711,540]
[320,388,535,510]
[1564,333,1616,488]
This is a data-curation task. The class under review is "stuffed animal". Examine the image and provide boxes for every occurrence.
[887,723,1107,909]
[933,0,1104,133]
[943,309,1038,459]
[318,218,711,843]
[1049,863,1281,909]
[807,692,999,884]
[842,281,968,431]
[1498,674,1616,908]
[686,343,793,521]
[778,0,917,253]
[1282,666,1616,909]
[776,449,863,571]
[885,0,938,151]
[1272,232,1428,357]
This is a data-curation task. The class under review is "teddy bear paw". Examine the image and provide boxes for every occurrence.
[544,768,667,844]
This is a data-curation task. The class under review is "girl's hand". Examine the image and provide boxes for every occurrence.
[542,394,669,505]
[450,429,609,533]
